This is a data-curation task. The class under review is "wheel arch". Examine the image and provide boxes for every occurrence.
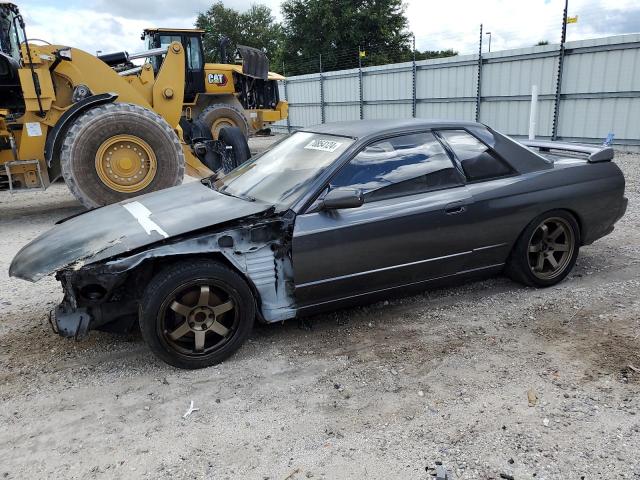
[504,207,582,287]
[563,208,584,245]
[510,207,583,254]
[127,251,269,323]
[44,93,118,167]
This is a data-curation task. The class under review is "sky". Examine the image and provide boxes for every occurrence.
[16,0,640,58]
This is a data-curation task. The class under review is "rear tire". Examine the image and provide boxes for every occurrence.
[506,210,580,287]
[218,127,251,173]
[198,103,249,139]
[60,103,184,209]
[139,260,255,369]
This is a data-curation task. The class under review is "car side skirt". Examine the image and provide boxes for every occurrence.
[295,262,505,317]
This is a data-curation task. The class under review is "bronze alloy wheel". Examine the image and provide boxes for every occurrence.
[159,280,240,356]
[527,217,575,280]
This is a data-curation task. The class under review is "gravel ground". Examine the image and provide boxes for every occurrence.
[0,140,639,480]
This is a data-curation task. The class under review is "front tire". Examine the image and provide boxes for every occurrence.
[139,260,255,369]
[60,103,184,209]
[506,210,580,287]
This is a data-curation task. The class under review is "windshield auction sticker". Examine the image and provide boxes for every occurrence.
[304,139,342,152]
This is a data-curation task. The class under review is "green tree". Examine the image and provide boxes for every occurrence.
[536,40,549,46]
[415,49,458,61]
[196,2,282,69]
[280,0,412,75]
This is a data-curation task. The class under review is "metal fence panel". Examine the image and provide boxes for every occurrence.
[326,104,360,122]
[417,60,477,99]
[482,56,558,96]
[288,105,321,129]
[559,97,640,140]
[324,71,359,103]
[275,34,640,146]
[416,101,475,122]
[364,102,412,119]
[363,66,413,101]
[482,99,555,137]
[287,77,320,103]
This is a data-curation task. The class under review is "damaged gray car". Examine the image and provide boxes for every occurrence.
[9,120,627,369]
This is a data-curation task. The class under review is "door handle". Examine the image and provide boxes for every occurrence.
[444,203,467,215]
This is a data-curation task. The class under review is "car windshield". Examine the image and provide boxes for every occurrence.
[212,132,354,209]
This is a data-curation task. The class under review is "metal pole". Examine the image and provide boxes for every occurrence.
[412,34,417,118]
[283,61,291,133]
[486,32,492,53]
[319,54,325,124]
[358,47,364,120]
[552,0,568,140]
[475,24,483,122]
[528,84,539,140]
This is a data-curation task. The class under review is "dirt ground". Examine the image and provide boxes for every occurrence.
[0,139,639,480]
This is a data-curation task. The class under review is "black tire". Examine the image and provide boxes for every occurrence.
[60,103,184,209]
[198,103,249,139]
[139,260,255,369]
[506,209,580,287]
[218,126,251,173]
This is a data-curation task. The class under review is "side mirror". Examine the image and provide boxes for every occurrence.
[322,187,364,210]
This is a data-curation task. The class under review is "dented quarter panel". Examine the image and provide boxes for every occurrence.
[9,181,273,282]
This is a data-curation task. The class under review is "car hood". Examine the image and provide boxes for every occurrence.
[9,181,272,282]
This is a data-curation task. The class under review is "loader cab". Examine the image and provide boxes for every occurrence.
[143,28,205,103]
[0,3,21,62]
[0,3,25,109]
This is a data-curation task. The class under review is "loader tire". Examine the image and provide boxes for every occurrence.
[218,127,251,173]
[60,103,184,209]
[198,103,249,140]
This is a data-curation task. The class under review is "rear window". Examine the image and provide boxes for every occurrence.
[439,130,514,182]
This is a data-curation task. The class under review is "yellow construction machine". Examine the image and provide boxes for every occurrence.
[0,3,288,208]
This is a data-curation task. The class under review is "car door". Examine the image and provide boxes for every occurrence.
[292,131,475,308]
[436,128,522,270]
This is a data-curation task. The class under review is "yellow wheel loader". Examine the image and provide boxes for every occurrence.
[0,3,288,208]
[141,28,287,139]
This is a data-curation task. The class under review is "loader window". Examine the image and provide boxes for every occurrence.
[148,34,181,72]
[187,36,202,70]
[0,7,22,62]
[160,35,182,49]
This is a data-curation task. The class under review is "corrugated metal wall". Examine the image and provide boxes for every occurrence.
[275,33,640,146]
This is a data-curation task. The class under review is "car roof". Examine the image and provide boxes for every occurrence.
[301,119,484,140]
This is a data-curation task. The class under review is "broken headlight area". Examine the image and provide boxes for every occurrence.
[53,266,141,339]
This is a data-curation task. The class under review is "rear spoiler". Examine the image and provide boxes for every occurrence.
[522,140,614,163]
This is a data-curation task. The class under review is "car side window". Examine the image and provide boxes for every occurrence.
[438,130,513,182]
[329,132,464,203]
